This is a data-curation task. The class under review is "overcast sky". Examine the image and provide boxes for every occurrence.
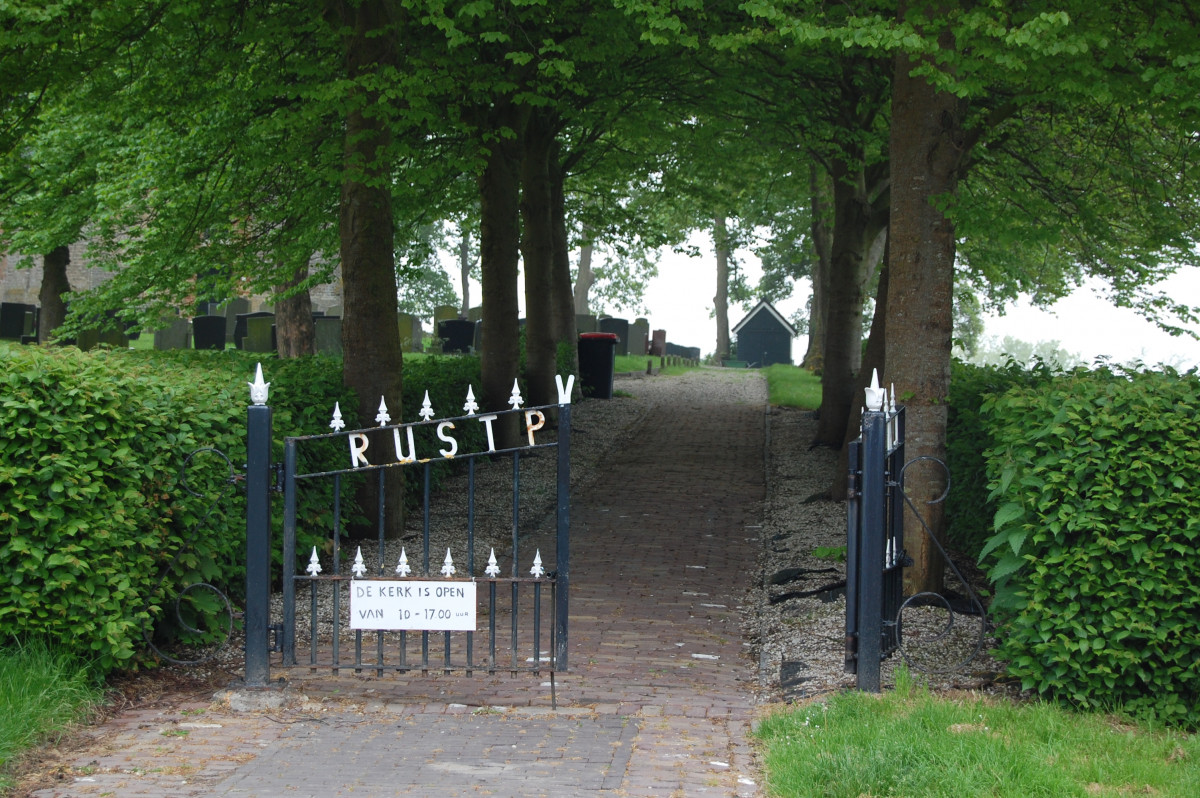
[442,240,1200,370]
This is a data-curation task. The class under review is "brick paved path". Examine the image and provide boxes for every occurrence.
[31,373,768,797]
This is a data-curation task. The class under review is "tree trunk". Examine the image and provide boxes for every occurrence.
[479,99,525,446]
[573,239,595,315]
[831,244,889,501]
[38,245,70,344]
[458,229,472,318]
[814,157,884,447]
[802,165,831,370]
[334,0,404,539]
[887,18,967,594]
[713,216,731,361]
[274,263,315,358]
[521,110,557,407]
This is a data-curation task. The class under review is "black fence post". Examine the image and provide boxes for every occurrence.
[857,409,886,692]
[555,400,571,670]
[245,366,273,687]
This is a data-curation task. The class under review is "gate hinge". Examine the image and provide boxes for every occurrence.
[846,470,860,499]
[271,462,285,493]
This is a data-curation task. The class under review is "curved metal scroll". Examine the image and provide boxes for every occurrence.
[142,447,240,666]
[892,455,990,674]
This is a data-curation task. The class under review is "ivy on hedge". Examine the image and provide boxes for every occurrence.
[979,366,1200,727]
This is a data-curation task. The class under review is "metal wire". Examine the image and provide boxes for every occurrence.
[891,456,990,674]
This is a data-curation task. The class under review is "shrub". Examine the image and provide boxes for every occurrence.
[945,358,1062,559]
[0,346,353,673]
[980,366,1200,726]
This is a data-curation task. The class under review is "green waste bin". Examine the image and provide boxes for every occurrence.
[578,332,618,399]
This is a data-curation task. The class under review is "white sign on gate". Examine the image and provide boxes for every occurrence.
[349,580,477,631]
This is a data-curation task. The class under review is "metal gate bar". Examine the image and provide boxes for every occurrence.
[844,374,906,692]
[246,367,574,687]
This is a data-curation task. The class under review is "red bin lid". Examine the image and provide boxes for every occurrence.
[579,332,618,340]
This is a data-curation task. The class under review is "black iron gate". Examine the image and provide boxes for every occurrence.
[244,366,572,689]
[844,375,906,692]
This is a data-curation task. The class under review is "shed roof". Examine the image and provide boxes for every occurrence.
[732,300,797,336]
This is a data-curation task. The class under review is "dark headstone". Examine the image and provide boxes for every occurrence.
[153,318,191,350]
[649,329,667,356]
[314,316,342,355]
[192,315,227,350]
[224,298,250,344]
[245,315,275,352]
[629,318,650,356]
[598,317,629,356]
[438,319,475,354]
[234,311,274,349]
[0,302,36,340]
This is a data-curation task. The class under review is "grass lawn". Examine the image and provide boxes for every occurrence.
[0,641,102,790]
[755,671,1200,798]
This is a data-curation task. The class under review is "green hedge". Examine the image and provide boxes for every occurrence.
[0,346,353,673]
[979,367,1200,726]
[0,345,494,674]
[945,358,1063,559]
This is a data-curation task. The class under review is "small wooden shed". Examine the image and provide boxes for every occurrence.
[732,300,797,367]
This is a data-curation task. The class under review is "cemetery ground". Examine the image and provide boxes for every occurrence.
[1,363,1197,796]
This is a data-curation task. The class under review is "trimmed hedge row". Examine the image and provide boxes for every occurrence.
[0,346,489,674]
[978,367,1200,727]
[945,359,1062,559]
[0,346,360,672]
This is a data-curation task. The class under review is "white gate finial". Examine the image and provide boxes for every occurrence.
[351,546,367,577]
[864,369,885,412]
[395,548,411,577]
[306,547,322,576]
[508,379,524,410]
[249,363,270,405]
[375,397,391,426]
[441,548,456,577]
[485,548,500,577]
[329,402,346,432]
[530,549,545,578]
[419,391,435,421]
[463,385,479,415]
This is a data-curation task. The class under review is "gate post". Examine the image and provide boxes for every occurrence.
[245,364,273,687]
[555,400,571,670]
[856,408,886,692]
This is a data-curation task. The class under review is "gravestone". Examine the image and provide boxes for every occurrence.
[466,305,483,322]
[438,319,474,354]
[649,329,667,356]
[153,318,191,350]
[192,315,227,350]
[314,316,342,355]
[433,305,459,329]
[234,311,274,349]
[0,302,35,340]
[244,315,276,352]
[628,318,650,357]
[325,304,343,318]
[74,329,101,351]
[397,313,422,352]
[224,298,250,345]
[575,314,597,334]
[22,307,37,338]
[598,317,629,356]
